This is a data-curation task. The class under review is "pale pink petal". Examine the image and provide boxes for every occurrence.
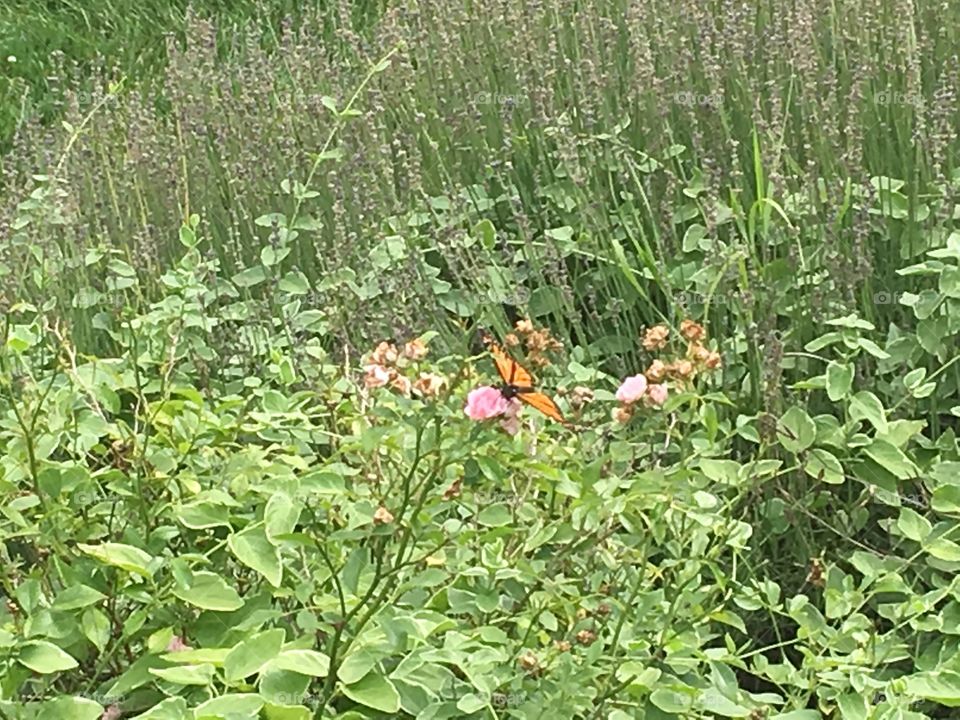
[645,383,668,406]
[615,374,648,404]
[465,386,512,420]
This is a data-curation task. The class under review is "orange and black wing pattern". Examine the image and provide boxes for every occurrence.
[480,330,569,425]
[515,389,567,424]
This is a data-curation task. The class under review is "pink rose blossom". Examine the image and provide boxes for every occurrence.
[465,386,513,420]
[645,383,668,406]
[615,374,648,404]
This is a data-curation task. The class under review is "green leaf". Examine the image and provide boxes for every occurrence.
[229,523,283,587]
[834,694,868,720]
[194,693,264,717]
[17,640,79,673]
[36,696,103,720]
[477,504,512,527]
[129,697,189,720]
[923,537,960,562]
[849,392,888,433]
[279,270,310,295]
[650,687,694,713]
[528,286,565,317]
[82,607,110,651]
[274,650,330,677]
[857,338,890,359]
[342,672,402,714]
[172,571,244,612]
[233,265,267,288]
[779,407,816,453]
[825,362,853,401]
[149,663,216,685]
[265,494,301,541]
[803,449,844,484]
[897,507,933,542]
[863,439,919,480]
[223,629,286,683]
[436,290,476,317]
[52,585,106,611]
[259,666,310,706]
[904,670,960,706]
[699,459,741,485]
[78,542,155,578]
[338,649,378,684]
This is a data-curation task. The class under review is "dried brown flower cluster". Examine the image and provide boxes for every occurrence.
[362,337,446,399]
[508,318,564,368]
[641,320,721,388]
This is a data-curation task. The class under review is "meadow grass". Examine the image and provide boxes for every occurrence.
[1,0,960,716]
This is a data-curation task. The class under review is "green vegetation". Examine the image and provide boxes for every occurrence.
[1,0,959,717]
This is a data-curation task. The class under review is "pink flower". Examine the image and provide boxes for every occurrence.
[101,706,122,720]
[615,374,648,404]
[465,386,512,420]
[645,383,668,406]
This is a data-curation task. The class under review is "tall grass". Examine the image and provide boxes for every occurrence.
[1,0,957,407]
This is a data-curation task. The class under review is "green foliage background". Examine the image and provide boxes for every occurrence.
[0,0,959,718]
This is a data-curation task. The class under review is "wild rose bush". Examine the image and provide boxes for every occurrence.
[1,222,958,719]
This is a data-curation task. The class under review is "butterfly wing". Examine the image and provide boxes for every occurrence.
[481,332,534,387]
[517,390,568,424]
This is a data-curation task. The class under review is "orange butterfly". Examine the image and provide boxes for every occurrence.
[480,331,569,426]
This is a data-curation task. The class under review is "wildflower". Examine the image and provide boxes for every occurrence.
[518,653,540,672]
[504,332,521,347]
[402,338,428,360]
[443,479,463,500]
[645,359,667,382]
[166,636,191,652]
[569,386,595,411]
[529,352,551,368]
[642,324,670,351]
[102,706,122,720]
[680,319,706,342]
[390,373,412,396]
[646,383,668,406]
[615,374,648,404]
[554,640,572,652]
[373,506,394,524]
[612,406,633,424]
[363,364,392,388]
[413,372,446,398]
[704,351,722,369]
[688,342,712,364]
[6,56,16,64]
[464,386,512,420]
[515,318,534,334]
[576,629,596,645]
[668,360,695,380]
[370,340,399,366]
